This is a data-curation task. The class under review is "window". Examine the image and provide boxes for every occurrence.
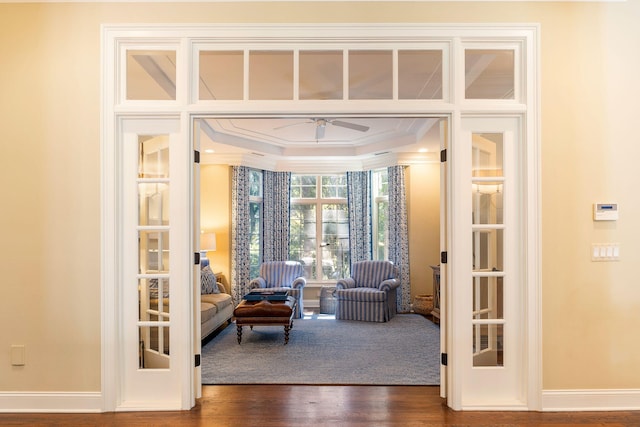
[290,175,349,281]
[248,169,263,279]
[372,169,389,260]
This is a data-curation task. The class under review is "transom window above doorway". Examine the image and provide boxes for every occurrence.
[124,44,518,103]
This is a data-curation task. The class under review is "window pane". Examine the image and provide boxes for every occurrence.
[472,185,503,225]
[349,50,392,99]
[472,229,503,272]
[375,200,388,260]
[321,175,346,198]
[139,184,169,226]
[290,204,317,280]
[473,324,504,367]
[321,204,350,279]
[139,326,169,369]
[249,51,293,100]
[465,49,514,100]
[291,175,316,199]
[398,50,443,99]
[126,50,176,101]
[472,276,503,320]
[199,51,243,100]
[249,169,263,197]
[139,135,169,178]
[299,51,343,100]
[249,201,262,278]
[472,133,503,177]
[140,277,170,321]
[374,169,389,196]
[140,231,169,273]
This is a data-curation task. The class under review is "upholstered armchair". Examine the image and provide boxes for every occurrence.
[334,260,400,322]
[249,261,306,318]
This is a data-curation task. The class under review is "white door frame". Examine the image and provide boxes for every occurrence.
[101,23,541,412]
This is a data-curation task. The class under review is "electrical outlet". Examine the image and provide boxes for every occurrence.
[11,345,25,366]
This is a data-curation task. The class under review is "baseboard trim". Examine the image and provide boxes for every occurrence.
[542,389,640,411]
[0,392,102,413]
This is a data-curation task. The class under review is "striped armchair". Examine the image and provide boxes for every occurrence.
[248,261,306,318]
[334,260,400,322]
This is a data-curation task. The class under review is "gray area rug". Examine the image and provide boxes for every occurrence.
[201,314,440,385]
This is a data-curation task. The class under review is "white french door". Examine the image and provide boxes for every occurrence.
[449,116,526,409]
[118,117,193,410]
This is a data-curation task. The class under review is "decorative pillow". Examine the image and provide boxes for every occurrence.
[201,265,220,294]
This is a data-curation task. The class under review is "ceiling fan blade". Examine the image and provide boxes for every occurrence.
[273,120,311,130]
[315,124,326,139]
[331,120,370,132]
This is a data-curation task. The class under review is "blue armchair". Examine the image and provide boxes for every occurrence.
[334,260,400,322]
[249,261,306,318]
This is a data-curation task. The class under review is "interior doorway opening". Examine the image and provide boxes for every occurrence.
[194,115,446,388]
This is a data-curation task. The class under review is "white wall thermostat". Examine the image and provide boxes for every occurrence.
[593,203,618,221]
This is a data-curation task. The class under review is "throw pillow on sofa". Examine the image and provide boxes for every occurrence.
[201,265,220,294]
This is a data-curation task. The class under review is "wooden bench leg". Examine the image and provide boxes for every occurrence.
[236,325,243,344]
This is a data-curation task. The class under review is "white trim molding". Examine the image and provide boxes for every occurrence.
[542,389,640,411]
[0,392,102,413]
[1,0,627,3]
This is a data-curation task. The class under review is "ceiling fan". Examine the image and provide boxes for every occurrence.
[275,118,370,140]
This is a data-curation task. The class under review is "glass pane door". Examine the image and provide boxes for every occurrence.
[120,118,188,409]
[453,117,525,407]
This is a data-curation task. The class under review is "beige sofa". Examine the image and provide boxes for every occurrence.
[200,281,234,340]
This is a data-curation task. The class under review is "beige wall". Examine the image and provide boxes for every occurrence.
[200,165,232,289]
[1,1,639,395]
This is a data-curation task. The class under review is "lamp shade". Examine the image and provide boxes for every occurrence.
[201,232,217,252]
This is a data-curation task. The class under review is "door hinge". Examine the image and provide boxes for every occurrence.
[194,150,200,164]
[194,252,201,265]
[440,251,448,264]
[440,149,447,162]
[195,354,201,367]
[441,353,448,366]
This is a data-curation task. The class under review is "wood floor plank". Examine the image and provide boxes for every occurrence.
[0,385,639,426]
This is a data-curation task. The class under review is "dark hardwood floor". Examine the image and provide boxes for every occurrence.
[1,385,639,426]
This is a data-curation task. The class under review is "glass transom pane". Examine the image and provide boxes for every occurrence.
[299,51,343,100]
[126,50,176,101]
[465,49,514,100]
[349,50,392,99]
[398,50,443,99]
[199,51,244,100]
[249,51,293,100]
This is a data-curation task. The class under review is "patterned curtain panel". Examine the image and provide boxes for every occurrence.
[346,171,372,266]
[231,166,251,303]
[388,165,411,313]
[263,171,291,262]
